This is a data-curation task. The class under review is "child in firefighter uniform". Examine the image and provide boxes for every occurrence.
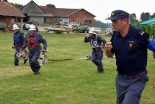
[20,24,47,74]
[84,28,107,73]
[12,24,28,66]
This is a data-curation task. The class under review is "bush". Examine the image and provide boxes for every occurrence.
[142,25,154,36]
[131,23,155,36]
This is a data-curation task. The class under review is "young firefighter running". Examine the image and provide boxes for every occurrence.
[12,24,28,66]
[84,28,106,73]
[20,24,47,75]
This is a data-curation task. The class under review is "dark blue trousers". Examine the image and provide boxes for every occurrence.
[28,49,41,73]
[92,50,103,72]
[116,73,148,104]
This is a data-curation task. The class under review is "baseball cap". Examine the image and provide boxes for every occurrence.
[106,10,129,20]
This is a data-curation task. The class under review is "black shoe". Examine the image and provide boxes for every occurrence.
[24,59,27,64]
[15,63,19,66]
[34,71,40,75]
[98,69,104,73]
[98,71,104,73]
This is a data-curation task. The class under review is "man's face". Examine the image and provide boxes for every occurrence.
[112,18,127,32]
[89,33,96,37]
[13,29,18,33]
[29,31,35,35]
[89,33,93,37]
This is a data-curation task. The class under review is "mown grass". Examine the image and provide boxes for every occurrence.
[0,31,154,104]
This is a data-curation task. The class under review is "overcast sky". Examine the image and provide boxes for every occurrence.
[8,0,155,23]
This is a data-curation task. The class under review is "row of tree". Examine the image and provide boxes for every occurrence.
[130,13,155,36]
[11,3,56,9]
[0,0,56,9]
[129,12,155,24]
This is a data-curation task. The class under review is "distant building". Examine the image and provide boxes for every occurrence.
[20,0,95,26]
[0,1,25,31]
[20,1,53,25]
[41,6,95,26]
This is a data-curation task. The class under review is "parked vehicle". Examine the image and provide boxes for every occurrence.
[60,22,68,26]
[63,24,73,29]
[0,22,7,28]
[23,24,30,30]
[105,28,113,34]
[94,28,101,33]
[105,28,113,36]
[0,22,7,30]
[69,22,79,27]
[73,26,90,33]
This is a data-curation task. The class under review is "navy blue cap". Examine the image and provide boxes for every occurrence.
[106,10,129,20]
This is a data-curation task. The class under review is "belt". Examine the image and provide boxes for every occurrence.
[14,44,19,47]
[14,42,23,47]
[120,71,146,79]
[93,47,100,52]
[28,45,40,50]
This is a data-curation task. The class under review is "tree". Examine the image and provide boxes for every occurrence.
[129,13,138,24]
[11,3,23,9]
[46,4,56,8]
[151,13,155,19]
[140,12,151,22]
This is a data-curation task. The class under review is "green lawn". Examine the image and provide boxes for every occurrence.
[0,31,155,104]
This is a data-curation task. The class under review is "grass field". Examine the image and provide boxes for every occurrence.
[0,31,155,104]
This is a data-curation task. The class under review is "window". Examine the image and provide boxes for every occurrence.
[84,13,87,19]
[84,20,92,26]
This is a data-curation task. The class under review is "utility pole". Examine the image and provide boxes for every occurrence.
[106,14,109,28]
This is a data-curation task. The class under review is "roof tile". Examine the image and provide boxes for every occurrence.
[0,1,25,17]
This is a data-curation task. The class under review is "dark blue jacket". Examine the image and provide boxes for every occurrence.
[21,32,47,51]
[13,30,24,45]
[111,25,150,75]
[84,35,106,49]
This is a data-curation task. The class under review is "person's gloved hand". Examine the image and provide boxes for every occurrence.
[101,48,105,52]
[19,49,22,53]
[86,34,90,37]
[42,49,46,54]
[12,45,15,49]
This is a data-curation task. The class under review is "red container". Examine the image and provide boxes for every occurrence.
[20,54,23,58]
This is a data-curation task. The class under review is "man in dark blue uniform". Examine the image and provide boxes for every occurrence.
[20,24,47,75]
[12,24,27,66]
[105,10,150,104]
[84,28,106,73]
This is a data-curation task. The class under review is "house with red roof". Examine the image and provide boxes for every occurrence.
[20,0,95,26]
[0,1,25,31]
